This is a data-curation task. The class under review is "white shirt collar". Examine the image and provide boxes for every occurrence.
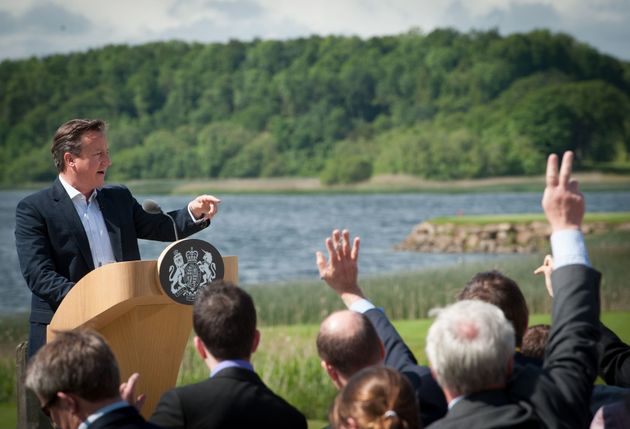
[58,175,97,202]
[77,401,129,429]
[448,395,465,410]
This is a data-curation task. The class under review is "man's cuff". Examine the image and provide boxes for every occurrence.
[187,205,207,224]
[550,229,591,269]
[349,298,376,314]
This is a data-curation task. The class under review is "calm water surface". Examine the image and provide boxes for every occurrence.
[2,189,629,315]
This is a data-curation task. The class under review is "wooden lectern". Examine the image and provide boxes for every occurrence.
[47,255,238,418]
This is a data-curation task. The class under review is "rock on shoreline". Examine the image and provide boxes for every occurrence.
[396,220,629,253]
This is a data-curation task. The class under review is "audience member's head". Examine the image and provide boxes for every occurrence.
[317,310,384,388]
[25,329,121,429]
[330,366,421,429]
[458,270,529,347]
[426,300,515,399]
[521,324,550,360]
[193,281,258,361]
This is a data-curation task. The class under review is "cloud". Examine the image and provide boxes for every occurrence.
[443,1,559,33]
[479,2,560,33]
[0,0,628,61]
[155,9,310,43]
[438,0,629,59]
[208,0,265,20]
[0,2,89,37]
[560,0,630,59]
[0,11,18,35]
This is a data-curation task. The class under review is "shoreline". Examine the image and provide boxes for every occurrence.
[3,172,630,195]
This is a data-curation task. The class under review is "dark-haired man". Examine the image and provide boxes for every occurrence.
[15,118,221,356]
[149,281,307,429]
[26,330,159,429]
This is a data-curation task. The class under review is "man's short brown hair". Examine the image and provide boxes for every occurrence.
[193,281,257,360]
[521,324,551,360]
[458,270,529,347]
[316,311,382,378]
[51,119,106,172]
[25,330,120,404]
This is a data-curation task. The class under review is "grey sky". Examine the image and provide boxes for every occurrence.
[0,0,628,62]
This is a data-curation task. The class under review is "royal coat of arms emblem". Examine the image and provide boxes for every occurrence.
[158,239,225,304]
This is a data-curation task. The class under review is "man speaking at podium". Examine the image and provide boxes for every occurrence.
[15,119,221,357]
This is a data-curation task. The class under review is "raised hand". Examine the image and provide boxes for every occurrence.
[315,229,364,306]
[542,151,584,232]
[119,372,146,411]
[188,194,221,221]
[534,254,554,297]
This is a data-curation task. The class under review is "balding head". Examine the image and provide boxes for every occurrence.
[317,310,384,387]
[426,300,515,397]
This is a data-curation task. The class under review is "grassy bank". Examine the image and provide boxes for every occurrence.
[5,172,630,195]
[247,230,630,325]
[133,173,630,194]
[430,212,630,225]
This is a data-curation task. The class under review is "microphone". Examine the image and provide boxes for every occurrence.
[142,199,179,241]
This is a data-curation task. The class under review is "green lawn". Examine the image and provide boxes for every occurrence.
[1,311,628,426]
[431,212,630,225]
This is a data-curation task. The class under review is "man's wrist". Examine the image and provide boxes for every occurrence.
[550,223,580,233]
[187,205,206,224]
[550,229,590,269]
[339,290,366,308]
[348,298,376,313]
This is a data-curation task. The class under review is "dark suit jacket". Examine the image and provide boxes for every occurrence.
[149,367,307,429]
[430,390,538,429]
[15,178,208,350]
[90,406,163,429]
[428,265,601,429]
[513,351,543,368]
[598,322,630,388]
[514,349,629,416]
[364,308,448,425]
[595,396,630,429]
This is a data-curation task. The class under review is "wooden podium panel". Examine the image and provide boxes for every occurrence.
[48,255,238,417]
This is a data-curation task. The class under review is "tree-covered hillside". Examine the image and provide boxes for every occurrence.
[1,28,629,185]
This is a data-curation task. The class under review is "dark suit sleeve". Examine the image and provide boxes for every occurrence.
[598,322,630,388]
[150,389,185,429]
[512,265,601,428]
[364,308,447,425]
[126,190,208,242]
[15,197,74,309]
[364,308,417,368]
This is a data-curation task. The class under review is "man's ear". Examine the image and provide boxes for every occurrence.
[322,361,343,389]
[251,329,261,354]
[193,336,207,359]
[63,152,75,168]
[57,391,79,415]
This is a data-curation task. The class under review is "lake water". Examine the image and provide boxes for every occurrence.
[2,189,629,315]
